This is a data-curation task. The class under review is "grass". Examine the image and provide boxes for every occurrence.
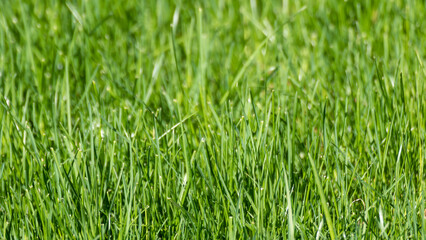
[0,0,425,239]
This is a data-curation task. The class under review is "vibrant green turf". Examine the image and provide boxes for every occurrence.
[1,0,425,239]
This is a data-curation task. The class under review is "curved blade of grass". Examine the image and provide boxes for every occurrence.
[308,153,336,240]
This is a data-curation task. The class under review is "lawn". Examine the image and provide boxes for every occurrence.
[1,0,425,239]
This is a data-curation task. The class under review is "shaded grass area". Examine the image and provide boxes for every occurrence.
[0,0,426,238]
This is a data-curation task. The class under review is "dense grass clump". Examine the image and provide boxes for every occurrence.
[1,0,426,239]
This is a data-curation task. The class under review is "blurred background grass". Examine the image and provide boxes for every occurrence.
[1,0,426,238]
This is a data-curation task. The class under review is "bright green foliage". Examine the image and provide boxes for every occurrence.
[0,0,425,239]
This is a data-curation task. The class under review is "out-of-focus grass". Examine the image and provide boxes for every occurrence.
[0,0,425,238]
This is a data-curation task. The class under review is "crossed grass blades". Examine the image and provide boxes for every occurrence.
[1,0,426,239]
